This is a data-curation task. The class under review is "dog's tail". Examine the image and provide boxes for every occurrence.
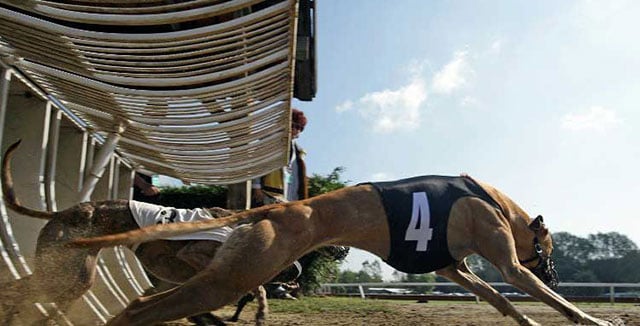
[69,205,276,248]
[2,140,55,220]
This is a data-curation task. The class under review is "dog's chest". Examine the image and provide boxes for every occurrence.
[368,176,498,274]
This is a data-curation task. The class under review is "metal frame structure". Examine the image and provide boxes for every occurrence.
[0,1,313,324]
[0,0,301,185]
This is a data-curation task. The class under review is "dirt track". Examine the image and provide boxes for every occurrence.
[168,300,640,326]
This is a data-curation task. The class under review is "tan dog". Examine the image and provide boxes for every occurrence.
[0,140,267,325]
[71,172,613,324]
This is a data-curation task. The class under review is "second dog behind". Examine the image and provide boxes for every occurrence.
[0,140,268,325]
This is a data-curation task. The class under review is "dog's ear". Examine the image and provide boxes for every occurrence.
[529,215,548,236]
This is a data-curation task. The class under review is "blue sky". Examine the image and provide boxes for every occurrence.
[292,1,640,280]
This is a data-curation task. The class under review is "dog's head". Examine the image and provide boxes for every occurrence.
[521,215,559,290]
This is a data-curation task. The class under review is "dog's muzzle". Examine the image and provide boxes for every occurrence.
[531,256,559,290]
[520,239,559,290]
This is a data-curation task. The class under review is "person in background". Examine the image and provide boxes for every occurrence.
[133,173,160,203]
[252,108,308,206]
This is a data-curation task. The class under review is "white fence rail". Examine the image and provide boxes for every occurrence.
[320,282,640,304]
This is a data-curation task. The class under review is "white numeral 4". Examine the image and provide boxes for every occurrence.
[404,192,433,252]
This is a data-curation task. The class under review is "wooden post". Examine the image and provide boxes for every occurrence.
[227,180,251,210]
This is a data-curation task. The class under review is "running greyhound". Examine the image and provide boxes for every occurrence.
[71,167,611,325]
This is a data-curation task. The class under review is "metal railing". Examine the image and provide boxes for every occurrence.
[320,282,640,304]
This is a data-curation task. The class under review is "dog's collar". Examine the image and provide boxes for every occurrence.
[519,237,544,267]
[519,236,560,290]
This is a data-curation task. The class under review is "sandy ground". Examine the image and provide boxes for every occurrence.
[167,300,640,326]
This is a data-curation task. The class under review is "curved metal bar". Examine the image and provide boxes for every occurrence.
[78,127,124,202]
[95,255,129,308]
[15,0,265,26]
[82,290,109,324]
[113,246,145,296]
[44,105,61,212]
[0,2,290,41]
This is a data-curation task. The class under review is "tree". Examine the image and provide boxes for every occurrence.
[336,270,360,283]
[588,250,640,283]
[588,232,638,260]
[308,167,349,197]
[466,254,502,282]
[336,260,383,283]
[361,260,383,282]
[552,232,595,264]
[392,272,436,293]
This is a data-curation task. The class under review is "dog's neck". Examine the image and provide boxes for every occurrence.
[469,179,540,261]
[489,192,539,263]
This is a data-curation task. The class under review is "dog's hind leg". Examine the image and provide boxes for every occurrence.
[436,260,539,326]
[253,285,267,326]
[228,293,254,322]
[105,207,314,326]
[227,286,267,324]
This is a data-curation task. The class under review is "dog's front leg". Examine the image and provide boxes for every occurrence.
[436,261,539,326]
[478,229,612,326]
[497,263,611,326]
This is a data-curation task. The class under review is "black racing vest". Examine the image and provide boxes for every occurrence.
[368,175,502,274]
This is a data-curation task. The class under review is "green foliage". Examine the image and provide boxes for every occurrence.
[588,232,638,259]
[297,247,350,295]
[465,254,502,282]
[588,250,640,283]
[336,260,384,283]
[308,167,349,197]
[157,185,227,208]
[553,232,639,284]
[392,272,436,293]
[362,260,383,281]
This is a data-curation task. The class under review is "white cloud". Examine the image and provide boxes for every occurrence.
[460,96,479,107]
[561,106,622,132]
[370,172,393,181]
[335,100,353,112]
[490,39,504,54]
[358,77,427,133]
[431,51,471,94]
[336,49,479,133]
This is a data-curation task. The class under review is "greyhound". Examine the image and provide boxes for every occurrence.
[0,140,267,325]
[71,168,613,325]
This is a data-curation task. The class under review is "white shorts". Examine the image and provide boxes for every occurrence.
[129,200,233,242]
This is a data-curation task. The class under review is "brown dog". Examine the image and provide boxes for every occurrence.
[71,171,614,324]
[0,140,267,325]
